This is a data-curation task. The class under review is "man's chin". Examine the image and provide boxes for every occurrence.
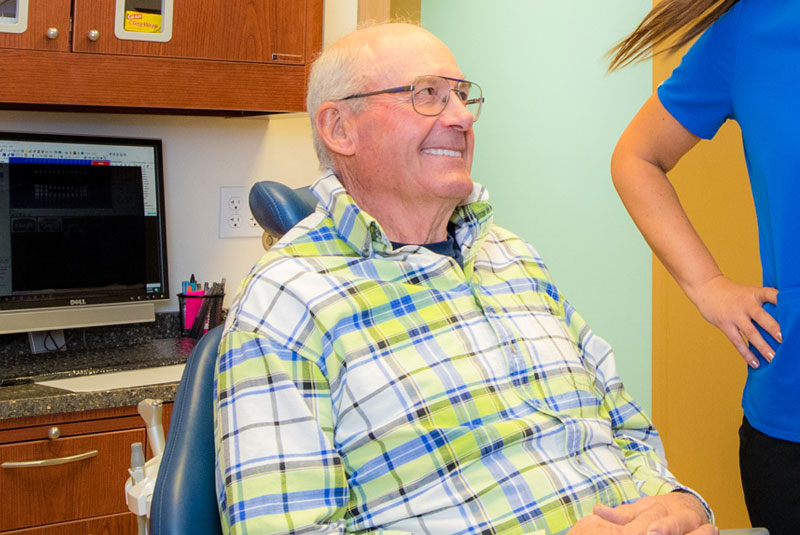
[434,172,474,200]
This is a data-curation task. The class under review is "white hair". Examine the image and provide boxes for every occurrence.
[306,22,426,172]
[306,40,367,172]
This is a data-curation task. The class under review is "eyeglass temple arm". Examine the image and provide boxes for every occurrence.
[341,85,413,101]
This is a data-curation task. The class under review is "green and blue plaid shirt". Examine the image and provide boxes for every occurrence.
[215,171,701,535]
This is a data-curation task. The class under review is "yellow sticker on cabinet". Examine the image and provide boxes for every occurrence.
[124,11,162,33]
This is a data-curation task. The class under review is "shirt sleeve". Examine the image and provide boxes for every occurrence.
[559,296,713,519]
[214,328,351,535]
[657,2,742,139]
[518,241,685,498]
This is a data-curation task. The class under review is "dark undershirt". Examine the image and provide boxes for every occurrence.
[391,223,463,267]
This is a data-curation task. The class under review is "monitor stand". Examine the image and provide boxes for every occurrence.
[28,330,67,354]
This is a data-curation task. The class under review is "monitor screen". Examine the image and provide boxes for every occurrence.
[0,132,169,335]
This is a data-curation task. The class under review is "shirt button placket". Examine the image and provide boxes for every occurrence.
[508,339,524,376]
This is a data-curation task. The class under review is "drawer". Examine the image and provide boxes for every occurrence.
[0,429,145,531]
[2,512,137,534]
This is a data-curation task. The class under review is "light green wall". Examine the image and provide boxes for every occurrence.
[422,1,653,412]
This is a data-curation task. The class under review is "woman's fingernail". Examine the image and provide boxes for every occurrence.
[767,351,775,362]
[777,332,783,343]
[750,359,760,369]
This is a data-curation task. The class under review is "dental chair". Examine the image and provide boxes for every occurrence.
[148,324,223,535]
[144,181,315,535]
[141,181,768,535]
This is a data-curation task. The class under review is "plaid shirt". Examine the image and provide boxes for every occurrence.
[215,171,701,535]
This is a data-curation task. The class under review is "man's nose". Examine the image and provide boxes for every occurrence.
[440,91,475,129]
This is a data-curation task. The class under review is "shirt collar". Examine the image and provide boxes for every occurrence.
[310,170,494,262]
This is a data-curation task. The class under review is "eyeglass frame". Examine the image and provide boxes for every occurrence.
[338,75,485,121]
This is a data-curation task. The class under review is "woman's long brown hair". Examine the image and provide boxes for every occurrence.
[608,0,740,71]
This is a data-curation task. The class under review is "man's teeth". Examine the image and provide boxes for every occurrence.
[423,149,462,157]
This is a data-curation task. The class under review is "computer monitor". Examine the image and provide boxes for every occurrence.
[0,132,169,347]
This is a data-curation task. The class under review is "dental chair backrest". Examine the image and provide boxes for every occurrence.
[148,182,314,535]
[148,324,223,535]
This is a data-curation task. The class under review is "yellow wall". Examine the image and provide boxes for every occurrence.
[390,0,420,21]
[652,41,761,530]
[356,0,420,24]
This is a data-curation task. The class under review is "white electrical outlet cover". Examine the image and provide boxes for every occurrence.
[219,186,263,238]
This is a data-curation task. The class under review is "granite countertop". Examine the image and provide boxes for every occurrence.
[0,336,198,421]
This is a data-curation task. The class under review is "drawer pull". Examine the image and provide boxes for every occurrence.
[1,450,99,468]
[271,53,303,62]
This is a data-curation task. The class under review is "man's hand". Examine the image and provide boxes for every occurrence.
[567,493,717,535]
[689,275,779,369]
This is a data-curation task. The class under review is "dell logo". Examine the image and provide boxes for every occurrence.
[69,299,87,306]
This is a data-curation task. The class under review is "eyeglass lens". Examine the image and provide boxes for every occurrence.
[412,75,482,120]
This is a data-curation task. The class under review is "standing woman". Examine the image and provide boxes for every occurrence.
[609,1,798,534]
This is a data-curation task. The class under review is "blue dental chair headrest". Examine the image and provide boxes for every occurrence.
[249,180,317,238]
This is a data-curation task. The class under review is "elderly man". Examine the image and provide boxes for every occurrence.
[215,23,716,535]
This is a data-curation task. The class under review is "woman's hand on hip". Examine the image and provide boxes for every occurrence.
[691,274,780,368]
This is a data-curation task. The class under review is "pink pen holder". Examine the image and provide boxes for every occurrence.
[178,291,225,337]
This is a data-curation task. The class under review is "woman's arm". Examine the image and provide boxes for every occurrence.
[611,94,779,368]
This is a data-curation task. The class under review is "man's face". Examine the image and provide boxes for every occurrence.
[341,31,476,213]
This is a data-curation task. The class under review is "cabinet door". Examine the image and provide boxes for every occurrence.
[72,0,307,64]
[8,512,137,535]
[0,428,145,531]
[0,0,71,52]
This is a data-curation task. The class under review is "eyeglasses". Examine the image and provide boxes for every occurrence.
[339,74,484,122]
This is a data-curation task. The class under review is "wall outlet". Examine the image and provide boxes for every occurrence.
[219,186,262,239]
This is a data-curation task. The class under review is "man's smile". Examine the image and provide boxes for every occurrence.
[421,148,463,157]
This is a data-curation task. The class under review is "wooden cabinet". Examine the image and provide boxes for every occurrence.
[0,0,323,114]
[0,403,173,534]
[7,513,136,534]
[72,0,308,64]
[0,1,70,52]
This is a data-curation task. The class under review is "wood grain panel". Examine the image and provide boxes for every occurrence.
[0,403,173,450]
[0,402,173,532]
[0,0,70,52]
[302,0,324,102]
[1,512,137,534]
[0,415,146,446]
[0,429,146,531]
[269,0,307,62]
[0,0,322,114]
[0,405,155,434]
[0,49,307,113]
[71,0,306,64]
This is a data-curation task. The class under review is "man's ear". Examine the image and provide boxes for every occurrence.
[315,102,356,157]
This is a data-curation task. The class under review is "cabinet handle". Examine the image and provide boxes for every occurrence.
[46,27,59,40]
[87,29,100,41]
[271,53,303,62]
[1,450,98,468]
